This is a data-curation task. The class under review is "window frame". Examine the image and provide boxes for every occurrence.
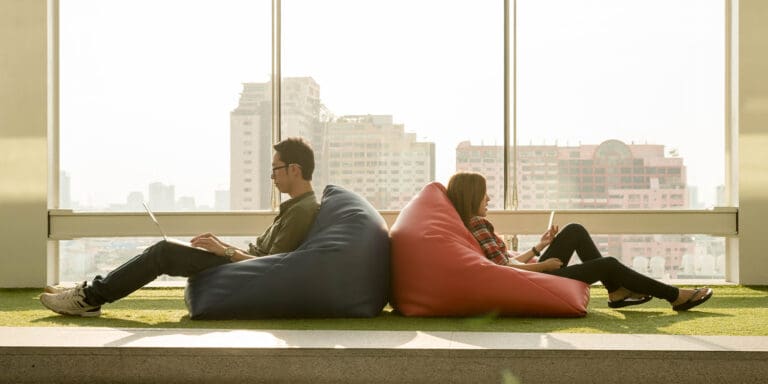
[48,0,738,282]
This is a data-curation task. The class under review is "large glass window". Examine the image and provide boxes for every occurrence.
[512,233,726,280]
[60,0,271,212]
[55,0,728,284]
[507,0,726,280]
[515,0,725,210]
[59,237,254,284]
[279,0,504,210]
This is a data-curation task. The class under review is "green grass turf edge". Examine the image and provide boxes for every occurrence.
[1,285,766,336]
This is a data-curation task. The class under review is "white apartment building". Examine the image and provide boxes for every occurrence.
[230,82,273,210]
[322,115,435,210]
[230,78,322,210]
[231,78,434,210]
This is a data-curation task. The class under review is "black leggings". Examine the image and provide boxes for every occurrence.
[538,224,679,302]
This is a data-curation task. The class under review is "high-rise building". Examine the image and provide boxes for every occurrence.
[688,186,704,209]
[59,171,71,208]
[148,182,175,211]
[230,82,273,210]
[716,184,727,206]
[322,115,435,209]
[230,78,321,210]
[456,139,687,210]
[215,189,230,211]
[126,191,144,211]
[230,78,434,210]
[176,196,196,211]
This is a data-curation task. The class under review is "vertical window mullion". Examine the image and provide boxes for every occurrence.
[271,0,282,210]
[505,0,519,211]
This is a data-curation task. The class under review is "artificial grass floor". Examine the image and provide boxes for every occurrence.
[2,285,766,336]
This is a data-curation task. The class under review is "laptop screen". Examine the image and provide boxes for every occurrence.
[142,202,168,241]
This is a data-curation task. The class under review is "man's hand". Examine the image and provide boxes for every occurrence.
[191,232,221,243]
[190,233,227,257]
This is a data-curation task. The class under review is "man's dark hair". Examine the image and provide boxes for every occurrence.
[274,137,315,181]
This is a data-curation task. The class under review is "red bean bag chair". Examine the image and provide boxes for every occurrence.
[390,182,590,317]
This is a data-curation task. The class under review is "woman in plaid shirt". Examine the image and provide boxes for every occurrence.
[446,172,713,312]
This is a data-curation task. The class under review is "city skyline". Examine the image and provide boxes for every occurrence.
[59,67,720,212]
[60,137,719,212]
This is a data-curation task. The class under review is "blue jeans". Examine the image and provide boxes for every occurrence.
[539,223,679,302]
[83,240,229,306]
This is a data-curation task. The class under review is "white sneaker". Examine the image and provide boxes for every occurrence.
[40,282,101,317]
[44,281,81,294]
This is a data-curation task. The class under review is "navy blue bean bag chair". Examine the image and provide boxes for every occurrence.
[184,185,390,319]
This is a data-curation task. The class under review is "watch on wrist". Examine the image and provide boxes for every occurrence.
[531,246,541,257]
[224,247,237,261]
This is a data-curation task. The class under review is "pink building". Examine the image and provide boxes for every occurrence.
[456,139,687,210]
[456,139,693,277]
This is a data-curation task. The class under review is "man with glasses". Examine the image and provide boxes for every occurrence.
[40,137,319,317]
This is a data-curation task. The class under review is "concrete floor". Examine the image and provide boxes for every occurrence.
[2,327,767,383]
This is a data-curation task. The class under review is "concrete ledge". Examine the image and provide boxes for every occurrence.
[2,327,767,383]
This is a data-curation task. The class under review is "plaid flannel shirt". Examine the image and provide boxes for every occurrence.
[468,216,509,265]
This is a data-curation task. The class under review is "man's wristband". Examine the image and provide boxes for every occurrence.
[531,246,541,257]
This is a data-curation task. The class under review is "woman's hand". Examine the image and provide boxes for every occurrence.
[537,225,559,250]
[505,257,562,273]
[539,258,563,272]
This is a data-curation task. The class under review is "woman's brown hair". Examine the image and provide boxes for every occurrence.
[446,172,487,228]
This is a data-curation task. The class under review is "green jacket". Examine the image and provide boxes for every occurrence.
[248,191,319,256]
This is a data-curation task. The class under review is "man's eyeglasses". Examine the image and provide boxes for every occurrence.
[271,163,302,177]
[271,165,291,175]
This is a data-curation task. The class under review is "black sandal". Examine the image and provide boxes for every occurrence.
[672,288,713,311]
[608,295,652,308]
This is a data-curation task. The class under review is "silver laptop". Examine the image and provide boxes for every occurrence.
[142,202,199,249]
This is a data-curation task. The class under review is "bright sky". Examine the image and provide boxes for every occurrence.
[59,0,725,209]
